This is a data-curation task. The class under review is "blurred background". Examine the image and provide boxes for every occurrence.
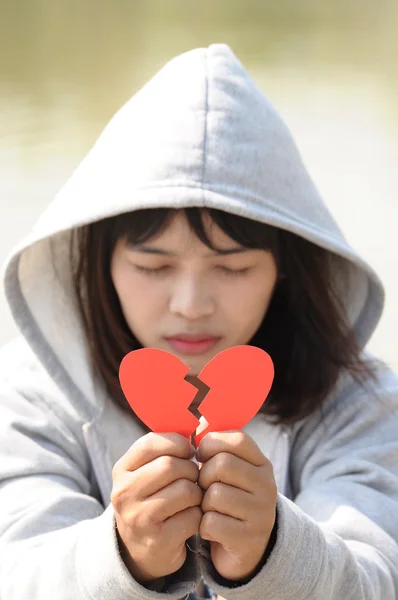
[1,0,397,368]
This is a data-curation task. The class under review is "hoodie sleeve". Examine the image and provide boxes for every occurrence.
[201,369,398,600]
[0,382,197,600]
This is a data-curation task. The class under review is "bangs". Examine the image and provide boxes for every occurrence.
[107,207,280,262]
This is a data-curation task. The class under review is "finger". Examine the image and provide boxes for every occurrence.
[200,511,247,547]
[113,432,194,475]
[198,452,270,494]
[163,505,202,543]
[201,482,256,521]
[131,456,199,498]
[197,431,266,467]
[145,479,203,522]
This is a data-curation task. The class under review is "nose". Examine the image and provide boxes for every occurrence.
[169,273,215,320]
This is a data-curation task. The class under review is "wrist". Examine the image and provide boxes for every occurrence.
[213,508,278,588]
[115,527,157,585]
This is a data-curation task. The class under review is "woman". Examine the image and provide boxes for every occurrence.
[0,44,397,599]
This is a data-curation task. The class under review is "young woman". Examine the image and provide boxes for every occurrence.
[0,44,397,600]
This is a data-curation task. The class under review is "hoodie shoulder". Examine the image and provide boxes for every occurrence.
[0,336,95,428]
[289,358,398,495]
[0,336,45,382]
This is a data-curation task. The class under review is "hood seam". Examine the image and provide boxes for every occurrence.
[201,49,209,193]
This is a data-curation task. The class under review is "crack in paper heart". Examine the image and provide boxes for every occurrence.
[119,345,274,444]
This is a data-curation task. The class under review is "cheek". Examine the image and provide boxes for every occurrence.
[112,270,166,326]
[225,275,275,316]
[111,263,142,316]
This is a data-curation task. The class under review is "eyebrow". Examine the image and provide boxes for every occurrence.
[130,244,250,257]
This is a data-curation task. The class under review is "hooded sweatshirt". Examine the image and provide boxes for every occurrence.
[1,43,398,600]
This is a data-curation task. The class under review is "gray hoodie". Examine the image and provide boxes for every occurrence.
[0,44,397,600]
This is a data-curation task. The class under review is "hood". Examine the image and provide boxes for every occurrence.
[2,43,384,419]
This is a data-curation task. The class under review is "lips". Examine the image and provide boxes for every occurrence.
[165,334,221,355]
[167,334,219,342]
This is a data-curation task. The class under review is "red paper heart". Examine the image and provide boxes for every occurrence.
[119,345,274,442]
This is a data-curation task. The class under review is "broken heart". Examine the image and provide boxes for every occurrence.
[119,345,274,444]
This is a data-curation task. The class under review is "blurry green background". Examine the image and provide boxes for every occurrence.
[1,0,397,367]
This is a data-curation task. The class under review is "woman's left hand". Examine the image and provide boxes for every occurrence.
[197,431,277,582]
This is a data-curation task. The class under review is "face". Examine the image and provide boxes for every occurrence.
[111,211,278,378]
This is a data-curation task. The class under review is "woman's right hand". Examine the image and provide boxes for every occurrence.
[111,432,202,584]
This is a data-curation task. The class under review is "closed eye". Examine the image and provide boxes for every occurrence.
[133,265,251,277]
[134,265,170,276]
[217,267,250,276]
